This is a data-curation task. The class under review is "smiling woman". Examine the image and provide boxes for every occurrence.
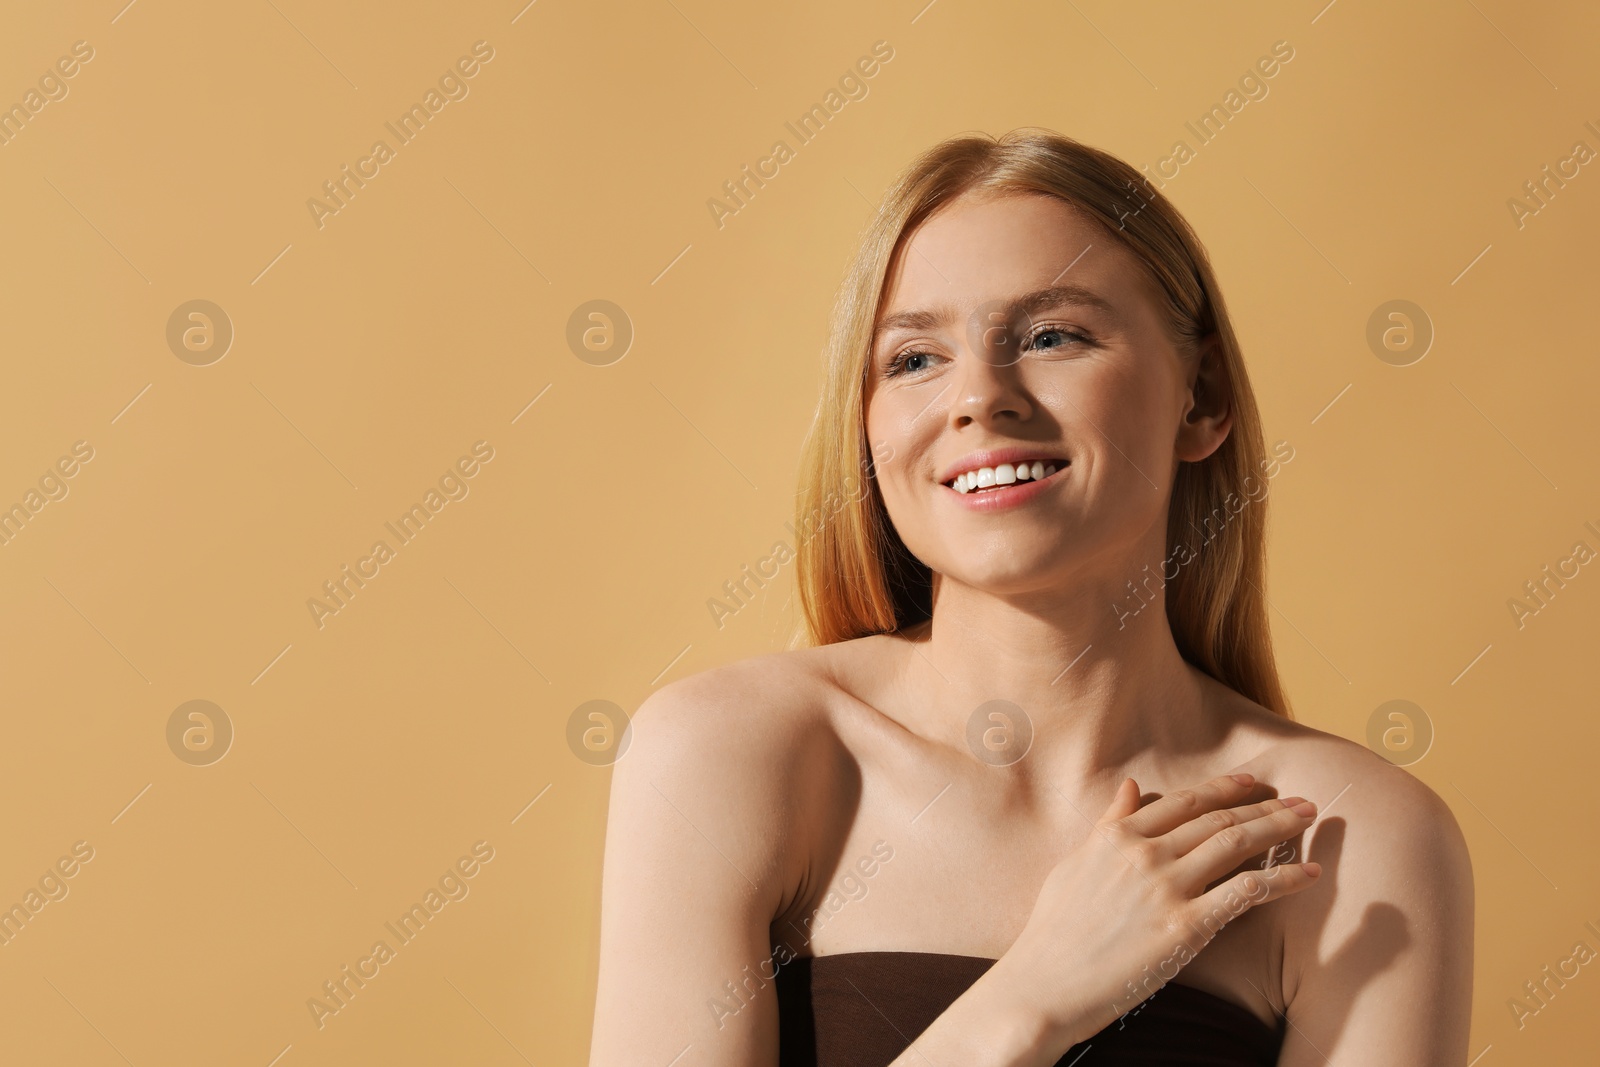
[588,128,1474,1067]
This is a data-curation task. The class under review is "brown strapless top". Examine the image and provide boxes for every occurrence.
[775,951,1285,1065]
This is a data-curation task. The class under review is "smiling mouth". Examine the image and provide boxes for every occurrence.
[944,459,1069,494]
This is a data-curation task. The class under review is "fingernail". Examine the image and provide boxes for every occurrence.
[1279,796,1307,807]
[1291,800,1317,817]
[1230,773,1254,785]
[1304,862,1322,877]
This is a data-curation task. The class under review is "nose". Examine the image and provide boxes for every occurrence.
[949,346,1033,429]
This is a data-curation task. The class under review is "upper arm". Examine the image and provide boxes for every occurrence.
[587,667,824,1067]
[1276,753,1474,1066]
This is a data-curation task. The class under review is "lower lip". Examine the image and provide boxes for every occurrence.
[944,465,1069,511]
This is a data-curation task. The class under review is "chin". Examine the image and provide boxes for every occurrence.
[935,555,1069,595]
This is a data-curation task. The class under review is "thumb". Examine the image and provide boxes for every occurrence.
[1103,776,1141,820]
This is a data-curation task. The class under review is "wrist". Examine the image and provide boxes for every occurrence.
[980,951,1102,1060]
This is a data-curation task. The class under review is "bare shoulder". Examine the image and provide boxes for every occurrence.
[608,645,856,912]
[1239,710,1464,848]
[1221,695,1474,1059]
[626,644,849,785]
[1224,695,1473,935]
[1202,678,1465,854]
[1262,728,1472,922]
[589,647,870,1064]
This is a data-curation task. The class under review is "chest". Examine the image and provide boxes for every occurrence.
[772,784,1290,1030]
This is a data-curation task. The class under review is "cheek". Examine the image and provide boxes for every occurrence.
[864,399,930,482]
[862,396,887,446]
[876,466,926,524]
[1050,368,1167,451]
[864,389,909,440]
[1036,375,1175,521]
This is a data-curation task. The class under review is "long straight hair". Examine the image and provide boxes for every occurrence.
[790,127,1292,719]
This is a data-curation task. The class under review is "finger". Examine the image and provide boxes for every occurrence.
[1185,862,1322,942]
[1159,795,1309,856]
[1116,773,1256,837]
[1101,777,1142,822]
[1176,798,1317,885]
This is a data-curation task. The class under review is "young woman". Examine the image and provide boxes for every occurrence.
[588,129,1473,1066]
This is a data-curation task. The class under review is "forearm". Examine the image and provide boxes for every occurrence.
[885,953,1098,1067]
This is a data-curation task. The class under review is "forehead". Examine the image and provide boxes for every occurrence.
[875,191,1159,333]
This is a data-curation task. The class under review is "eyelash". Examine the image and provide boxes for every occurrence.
[883,326,1093,377]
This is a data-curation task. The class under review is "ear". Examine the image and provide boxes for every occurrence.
[1175,332,1233,463]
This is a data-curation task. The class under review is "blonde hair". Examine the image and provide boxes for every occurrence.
[790,127,1292,719]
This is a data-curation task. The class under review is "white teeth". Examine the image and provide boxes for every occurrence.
[949,460,1064,493]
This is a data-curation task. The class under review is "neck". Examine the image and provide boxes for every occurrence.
[899,568,1219,788]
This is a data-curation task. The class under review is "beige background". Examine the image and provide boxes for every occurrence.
[1,0,1596,1063]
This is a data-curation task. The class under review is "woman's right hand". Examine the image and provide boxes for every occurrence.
[993,772,1323,1050]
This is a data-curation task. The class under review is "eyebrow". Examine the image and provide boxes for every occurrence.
[872,284,1124,344]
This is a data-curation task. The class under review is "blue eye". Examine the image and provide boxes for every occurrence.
[1027,326,1092,351]
[883,326,1092,377]
[885,348,937,377]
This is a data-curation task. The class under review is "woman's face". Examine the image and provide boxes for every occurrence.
[863,190,1229,597]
